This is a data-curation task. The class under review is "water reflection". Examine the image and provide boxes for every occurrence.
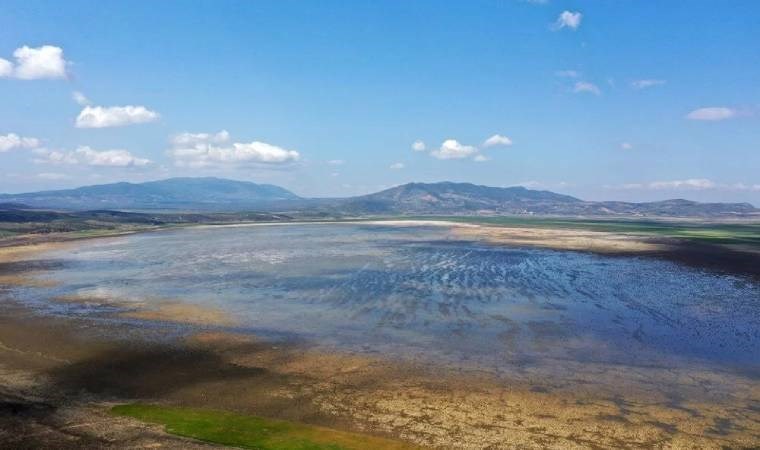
[23,223,760,372]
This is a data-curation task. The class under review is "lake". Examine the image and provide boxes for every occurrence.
[15,223,760,379]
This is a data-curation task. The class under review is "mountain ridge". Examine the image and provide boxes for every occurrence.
[0,177,300,210]
[1,178,757,218]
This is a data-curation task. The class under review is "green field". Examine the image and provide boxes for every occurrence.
[112,404,415,450]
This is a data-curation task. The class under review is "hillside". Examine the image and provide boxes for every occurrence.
[338,182,757,217]
[339,182,583,214]
[1,178,757,218]
[0,177,300,210]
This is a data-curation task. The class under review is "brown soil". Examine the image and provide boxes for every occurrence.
[1,232,759,448]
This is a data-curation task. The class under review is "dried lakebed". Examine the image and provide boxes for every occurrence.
[3,222,760,448]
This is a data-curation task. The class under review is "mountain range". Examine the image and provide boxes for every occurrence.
[1,177,757,218]
[0,178,298,210]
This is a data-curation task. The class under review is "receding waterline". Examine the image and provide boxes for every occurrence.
[16,223,760,374]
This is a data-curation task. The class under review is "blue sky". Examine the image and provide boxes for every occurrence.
[1,0,759,203]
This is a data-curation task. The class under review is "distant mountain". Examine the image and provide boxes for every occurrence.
[335,182,758,217]
[339,182,583,214]
[0,202,31,210]
[0,178,756,218]
[0,177,300,210]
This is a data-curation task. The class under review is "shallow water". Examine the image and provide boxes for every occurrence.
[16,223,760,374]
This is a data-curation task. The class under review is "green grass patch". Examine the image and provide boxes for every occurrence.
[111,403,416,450]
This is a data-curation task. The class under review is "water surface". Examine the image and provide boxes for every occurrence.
[18,223,760,375]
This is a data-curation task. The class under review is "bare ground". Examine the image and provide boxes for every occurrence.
[1,229,759,448]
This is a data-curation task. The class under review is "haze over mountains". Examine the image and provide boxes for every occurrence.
[1,177,757,218]
[0,178,299,210]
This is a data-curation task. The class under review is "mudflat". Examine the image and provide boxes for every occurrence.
[1,301,759,449]
[453,223,760,280]
[1,226,759,449]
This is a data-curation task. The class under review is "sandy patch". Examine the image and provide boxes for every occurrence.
[51,293,235,328]
[0,241,69,262]
[119,302,235,327]
[453,225,665,254]
[0,242,72,287]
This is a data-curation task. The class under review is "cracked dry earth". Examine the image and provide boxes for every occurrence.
[1,318,759,449]
[203,333,760,449]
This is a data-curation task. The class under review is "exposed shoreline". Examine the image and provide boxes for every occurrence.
[4,217,759,280]
[450,223,760,280]
[1,223,759,448]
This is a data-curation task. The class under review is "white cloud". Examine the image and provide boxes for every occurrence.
[686,107,737,121]
[411,140,426,151]
[649,179,716,190]
[389,162,405,169]
[327,159,345,165]
[72,91,91,106]
[35,146,151,167]
[555,70,580,78]
[0,45,69,80]
[483,134,513,148]
[0,58,12,77]
[620,142,633,150]
[431,139,478,160]
[573,81,601,95]
[0,133,40,152]
[473,155,490,162]
[76,105,160,128]
[169,130,300,168]
[631,79,666,89]
[171,130,230,147]
[553,11,582,30]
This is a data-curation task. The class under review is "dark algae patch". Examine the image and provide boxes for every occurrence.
[111,403,415,450]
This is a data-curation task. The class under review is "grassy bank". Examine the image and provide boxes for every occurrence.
[112,404,415,450]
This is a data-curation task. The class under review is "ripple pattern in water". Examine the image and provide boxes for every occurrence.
[25,224,760,370]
